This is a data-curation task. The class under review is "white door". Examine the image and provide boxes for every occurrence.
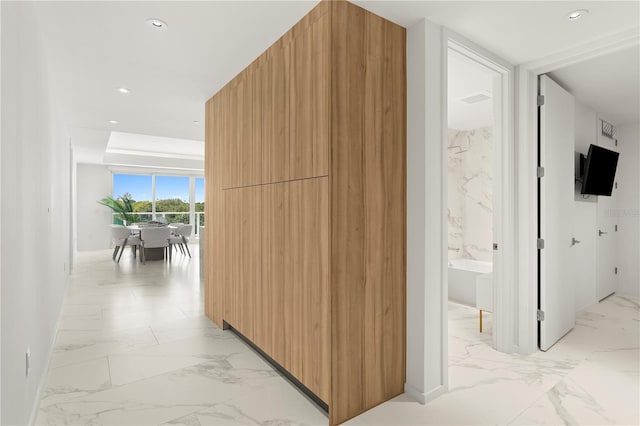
[539,75,576,351]
[596,122,618,300]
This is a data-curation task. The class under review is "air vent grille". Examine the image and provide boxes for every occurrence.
[458,91,492,105]
[601,120,616,139]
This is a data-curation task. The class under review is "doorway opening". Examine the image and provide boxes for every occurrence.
[446,45,502,356]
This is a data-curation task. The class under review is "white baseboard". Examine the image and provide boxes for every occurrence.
[28,275,70,425]
[404,383,447,405]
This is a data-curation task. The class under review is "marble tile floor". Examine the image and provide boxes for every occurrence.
[35,247,328,426]
[35,249,639,425]
[348,297,639,425]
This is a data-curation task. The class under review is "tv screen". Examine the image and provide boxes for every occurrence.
[580,144,619,196]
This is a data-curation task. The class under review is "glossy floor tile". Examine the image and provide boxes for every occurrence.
[347,297,639,425]
[35,247,327,426]
[35,248,639,425]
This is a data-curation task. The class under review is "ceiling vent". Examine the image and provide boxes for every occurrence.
[458,91,492,105]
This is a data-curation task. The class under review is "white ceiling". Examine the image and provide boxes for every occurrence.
[32,1,639,167]
[448,49,494,130]
[550,46,640,126]
[352,1,640,65]
[103,132,204,171]
[34,1,320,164]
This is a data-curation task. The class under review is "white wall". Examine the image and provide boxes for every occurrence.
[573,101,598,311]
[1,3,71,424]
[406,18,447,404]
[76,163,112,251]
[571,101,638,308]
[615,123,640,296]
[572,101,640,303]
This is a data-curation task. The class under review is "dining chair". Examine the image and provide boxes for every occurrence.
[140,226,171,263]
[169,224,192,258]
[111,225,141,263]
[169,223,184,234]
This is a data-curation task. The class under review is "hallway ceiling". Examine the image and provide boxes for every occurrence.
[550,46,640,126]
[33,1,639,165]
[34,1,319,163]
[353,1,639,65]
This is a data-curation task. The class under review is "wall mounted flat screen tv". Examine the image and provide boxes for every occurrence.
[580,144,619,196]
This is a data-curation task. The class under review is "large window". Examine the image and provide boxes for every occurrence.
[112,173,204,235]
[195,177,205,234]
[113,174,152,222]
[155,176,190,224]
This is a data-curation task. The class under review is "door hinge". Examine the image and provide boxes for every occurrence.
[537,238,545,249]
[615,224,618,232]
[537,95,545,106]
[537,310,545,321]
[615,267,618,275]
[537,166,545,178]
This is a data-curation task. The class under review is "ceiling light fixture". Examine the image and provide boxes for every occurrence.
[193,120,200,124]
[109,120,119,125]
[117,87,131,94]
[567,9,588,21]
[146,18,168,30]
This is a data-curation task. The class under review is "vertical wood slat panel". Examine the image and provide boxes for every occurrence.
[204,98,214,321]
[222,188,238,326]
[286,177,330,403]
[223,66,263,189]
[290,11,330,180]
[259,182,287,361]
[223,79,240,189]
[330,2,406,424]
[204,87,227,328]
[228,185,261,340]
[330,2,366,421]
[262,43,290,184]
[362,13,407,408]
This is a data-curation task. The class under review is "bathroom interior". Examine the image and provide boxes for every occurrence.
[447,48,497,355]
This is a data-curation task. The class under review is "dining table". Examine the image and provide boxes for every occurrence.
[126,223,178,261]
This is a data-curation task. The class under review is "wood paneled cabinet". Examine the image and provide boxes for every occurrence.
[289,11,330,180]
[205,2,405,425]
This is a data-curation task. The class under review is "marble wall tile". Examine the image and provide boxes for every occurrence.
[448,127,493,261]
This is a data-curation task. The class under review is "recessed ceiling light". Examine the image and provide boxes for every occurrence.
[146,18,168,30]
[567,9,588,21]
[109,120,119,125]
[117,87,131,94]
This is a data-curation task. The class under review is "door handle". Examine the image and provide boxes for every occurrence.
[571,237,581,246]
[598,230,608,236]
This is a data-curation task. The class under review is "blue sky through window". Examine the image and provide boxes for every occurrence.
[156,176,189,201]
[113,174,152,201]
[114,174,203,203]
[196,178,204,203]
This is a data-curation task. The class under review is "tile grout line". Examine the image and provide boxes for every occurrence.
[504,389,551,425]
[149,326,160,345]
[106,356,113,387]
